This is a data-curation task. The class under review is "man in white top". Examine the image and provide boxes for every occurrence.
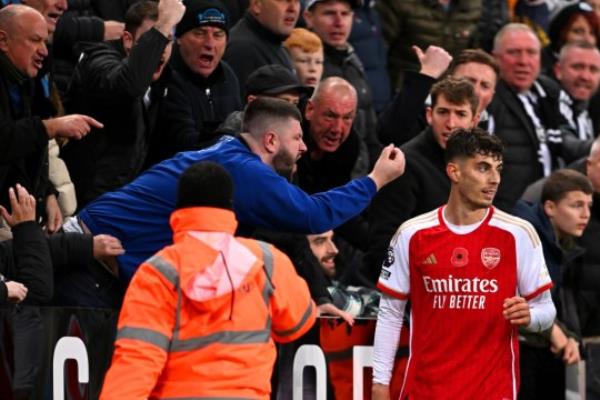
[372,128,556,400]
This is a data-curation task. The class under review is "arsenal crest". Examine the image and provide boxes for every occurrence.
[451,247,469,267]
[481,247,501,269]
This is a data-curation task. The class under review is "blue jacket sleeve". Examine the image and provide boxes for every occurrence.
[232,159,377,234]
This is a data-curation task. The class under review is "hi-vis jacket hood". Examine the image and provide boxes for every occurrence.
[170,207,260,303]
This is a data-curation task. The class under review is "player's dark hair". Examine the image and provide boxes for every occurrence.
[242,97,302,137]
[447,48,500,77]
[444,128,504,163]
[541,169,593,203]
[430,77,479,117]
[125,1,158,35]
[176,161,234,210]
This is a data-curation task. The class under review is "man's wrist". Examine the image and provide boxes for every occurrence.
[41,119,56,138]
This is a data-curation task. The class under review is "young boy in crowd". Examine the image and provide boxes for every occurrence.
[514,169,594,399]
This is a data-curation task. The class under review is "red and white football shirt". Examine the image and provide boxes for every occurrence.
[377,206,552,400]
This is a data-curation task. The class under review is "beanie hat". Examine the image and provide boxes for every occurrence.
[548,2,596,51]
[175,0,229,38]
[305,0,362,10]
[245,64,313,98]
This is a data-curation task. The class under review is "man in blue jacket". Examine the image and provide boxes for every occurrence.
[64,97,404,306]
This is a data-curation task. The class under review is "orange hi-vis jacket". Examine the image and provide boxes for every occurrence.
[100,207,317,400]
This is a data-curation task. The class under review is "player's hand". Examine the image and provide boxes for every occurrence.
[0,184,36,227]
[43,114,104,140]
[318,302,355,326]
[414,45,452,79]
[562,338,580,365]
[93,234,125,259]
[550,323,568,354]
[502,296,530,326]
[155,0,186,37]
[5,281,28,303]
[45,194,62,234]
[372,383,391,400]
[369,144,406,190]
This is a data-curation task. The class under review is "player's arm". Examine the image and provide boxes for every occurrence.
[524,289,555,332]
[372,296,406,400]
[513,221,556,331]
[373,228,411,399]
[503,289,555,331]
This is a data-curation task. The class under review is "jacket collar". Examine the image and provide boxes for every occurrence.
[0,52,28,86]
[170,207,238,241]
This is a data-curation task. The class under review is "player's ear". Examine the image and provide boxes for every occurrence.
[446,161,460,183]
[263,130,279,154]
[543,199,556,218]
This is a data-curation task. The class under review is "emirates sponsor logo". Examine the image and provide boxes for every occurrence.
[481,247,501,270]
[423,274,499,293]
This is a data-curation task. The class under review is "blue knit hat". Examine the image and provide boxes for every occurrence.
[175,0,229,38]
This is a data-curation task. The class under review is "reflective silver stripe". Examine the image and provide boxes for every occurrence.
[117,326,170,351]
[273,301,314,338]
[147,255,179,287]
[258,241,274,304]
[171,328,271,352]
[171,282,183,347]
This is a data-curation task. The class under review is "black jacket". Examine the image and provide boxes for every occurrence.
[323,43,381,170]
[577,192,600,336]
[296,122,368,250]
[0,222,52,304]
[52,0,139,95]
[0,224,93,305]
[224,12,295,96]
[152,47,242,162]
[377,71,436,146]
[489,78,591,210]
[0,54,53,217]
[362,127,450,284]
[62,28,170,208]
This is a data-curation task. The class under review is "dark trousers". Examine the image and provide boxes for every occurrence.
[53,261,124,309]
[519,344,565,400]
[585,343,600,400]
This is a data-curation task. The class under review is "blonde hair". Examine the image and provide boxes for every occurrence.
[284,28,323,54]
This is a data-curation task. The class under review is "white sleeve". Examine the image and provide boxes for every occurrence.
[516,222,553,300]
[525,289,556,332]
[372,295,406,385]
[377,229,410,300]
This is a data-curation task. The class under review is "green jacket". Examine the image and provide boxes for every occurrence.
[377,0,481,89]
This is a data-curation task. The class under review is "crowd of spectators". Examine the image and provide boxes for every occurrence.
[1,0,600,398]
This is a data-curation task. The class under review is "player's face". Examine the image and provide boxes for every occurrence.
[305,89,356,154]
[272,118,307,179]
[426,95,478,149]
[455,153,503,209]
[177,26,226,78]
[494,29,541,93]
[252,0,300,37]
[452,62,497,113]
[544,190,593,238]
[307,230,338,278]
[555,47,600,102]
[304,1,353,49]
